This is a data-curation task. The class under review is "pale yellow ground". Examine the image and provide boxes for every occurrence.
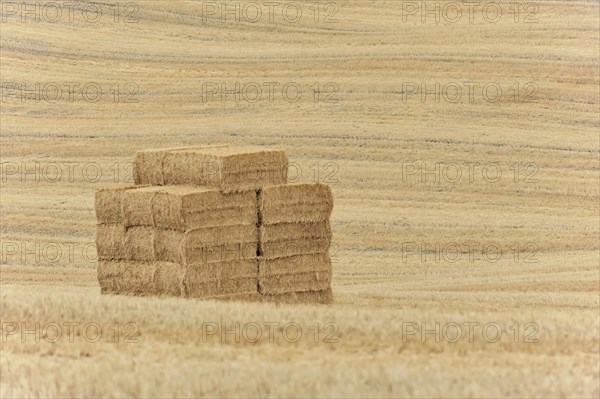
[0,1,599,397]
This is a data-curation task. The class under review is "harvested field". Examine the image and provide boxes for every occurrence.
[0,0,598,397]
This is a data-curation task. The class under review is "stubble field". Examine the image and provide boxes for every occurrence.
[0,1,599,397]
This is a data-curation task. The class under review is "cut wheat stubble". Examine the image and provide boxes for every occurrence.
[261,287,334,305]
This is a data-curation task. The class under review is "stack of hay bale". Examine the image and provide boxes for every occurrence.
[95,145,333,304]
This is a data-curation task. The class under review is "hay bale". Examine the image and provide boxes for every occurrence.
[152,186,256,230]
[136,146,288,191]
[95,184,139,224]
[122,185,256,230]
[259,253,331,276]
[258,183,333,224]
[259,221,331,258]
[133,149,167,186]
[260,238,331,259]
[122,186,164,227]
[97,260,185,297]
[153,261,187,297]
[133,145,228,185]
[155,225,258,265]
[183,207,257,231]
[260,221,331,242]
[262,287,334,304]
[96,224,126,260]
[97,260,155,295]
[185,259,258,298]
[186,278,258,298]
[258,253,332,295]
[124,226,156,261]
[258,266,332,295]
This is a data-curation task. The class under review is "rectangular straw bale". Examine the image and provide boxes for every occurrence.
[186,258,258,280]
[97,260,155,295]
[183,207,257,231]
[185,259,258,298]
[155,225,257,265]
[133,145,228,185]
[261,287,333,304]
[183,224,258,252]
[133,148,167,186]
[259,221,331,258]
[258,183,333,224]
[122,186,256,230]
[124,226,156,261]
[258,267,332,295]
[95,184,140,224]
[122,186,164,227]
[152,186,256,230]
[97,260,185,297]
[96,224,126,260]
[259,237,331,259]
[153,261,187,297]
[260,221,331,242]
[218,147,288,191]
[186,278,258,298]
[259,253,331,277]
[137,146,288,191]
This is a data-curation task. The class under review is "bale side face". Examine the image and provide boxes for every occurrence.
[124,226,156,261]
[184,259,258,298]
[258,252,332,295]
[220,149,288,191]
[258,268,332,295]
[122,187,165,227]
[97,260,185,297]
[121,185,257,230]
[259,253,332,276]
[259,183,333,225]
[259,221,332,258]
[183,207,257,231]
[133,150,166,186]
[154,225,258,265]
[134,146,288,191]
[97,260,156,295]
[99,259,258,298]
[259,237,331,259]
[96,224,126,260]
[259,221,331,242]
[95,184,139,224]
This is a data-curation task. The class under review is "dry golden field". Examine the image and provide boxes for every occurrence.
[0,0,599,397]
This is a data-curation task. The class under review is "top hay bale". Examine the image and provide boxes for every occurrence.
[133,145,288,192]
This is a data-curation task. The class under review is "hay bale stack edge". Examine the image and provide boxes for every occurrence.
[96,145,333,304]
